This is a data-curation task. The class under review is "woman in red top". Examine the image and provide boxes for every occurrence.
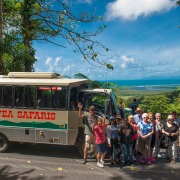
[93,116,107,168]
[128,115,138,161]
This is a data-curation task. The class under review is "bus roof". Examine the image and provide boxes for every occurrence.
[0,77,90,86]
[7,72,61,79]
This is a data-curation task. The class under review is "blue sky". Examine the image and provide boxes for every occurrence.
[34,0,180,80]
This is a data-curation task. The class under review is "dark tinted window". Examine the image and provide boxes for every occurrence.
[0,86,13,107]
[37,86,67,109]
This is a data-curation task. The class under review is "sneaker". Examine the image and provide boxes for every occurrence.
[170,159,176,164]
[82,158,87,164]
[157,154,162,158]
[149,157,155,162]
[133,156,137,161]
[147,159,151,165]
[100,159,105,165]
[140,158,145,164]
[97,162,104,168]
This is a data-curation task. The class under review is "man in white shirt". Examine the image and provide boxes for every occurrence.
[134,107,143,125]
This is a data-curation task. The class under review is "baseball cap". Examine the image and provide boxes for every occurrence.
[109,116,115,120]
[89,106,95,110]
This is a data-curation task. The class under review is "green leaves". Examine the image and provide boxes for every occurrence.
[2,0,111,73]
[74,73,90,79]
[104,62,113,70]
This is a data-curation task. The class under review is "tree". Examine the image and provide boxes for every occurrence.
[2,0,112,72]
[139,95,171,113]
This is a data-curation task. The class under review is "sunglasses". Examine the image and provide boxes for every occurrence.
[91,109,95,111]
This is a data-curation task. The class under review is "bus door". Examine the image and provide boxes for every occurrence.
[78,91,114,117]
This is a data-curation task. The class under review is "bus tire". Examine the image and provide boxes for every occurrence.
[0,134,9,153]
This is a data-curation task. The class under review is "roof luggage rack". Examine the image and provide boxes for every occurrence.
[8,72,62,79]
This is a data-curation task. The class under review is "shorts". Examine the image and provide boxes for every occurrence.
[96,142,107,154]
[85,135,95,148]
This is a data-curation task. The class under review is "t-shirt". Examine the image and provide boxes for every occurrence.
[106,124,119,144]
[163,122,179,142]
[131,103,138,115]
[94,125,106,144]
[134,114,142,125]
[137,121,153,140]
[120,124,134,144]
[84,115,96,135]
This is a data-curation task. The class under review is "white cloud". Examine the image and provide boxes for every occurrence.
[108,59,116,64]
[106,0,176,21]
[120,55,135,68]
[76,0,94,4]
[54,56,62,66]
[45,57,52,66]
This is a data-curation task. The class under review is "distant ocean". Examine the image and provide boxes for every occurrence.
[101,79,180,91]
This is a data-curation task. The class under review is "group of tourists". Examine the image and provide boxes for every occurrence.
[78,104,180,168]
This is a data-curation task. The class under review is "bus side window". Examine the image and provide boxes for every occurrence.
[0,86,2,106]
[3,86,13,107]
[15,86,24,107]
[37,89,43,108]
[69,87,78,110]
[24,86,35,108]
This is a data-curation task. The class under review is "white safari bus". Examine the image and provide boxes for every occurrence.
[0,72,117,156]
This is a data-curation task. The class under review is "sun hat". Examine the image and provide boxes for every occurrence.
[167,115,173,120]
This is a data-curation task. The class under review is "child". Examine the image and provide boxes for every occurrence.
[93,116,107,168]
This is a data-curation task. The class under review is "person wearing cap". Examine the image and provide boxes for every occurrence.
[79,105,97,164]
[162,115,179,164]
[107,116,120,165]
[137,113,154,165]
[134,107,143,125]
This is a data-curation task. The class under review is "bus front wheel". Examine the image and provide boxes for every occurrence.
[0,134,9,153]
